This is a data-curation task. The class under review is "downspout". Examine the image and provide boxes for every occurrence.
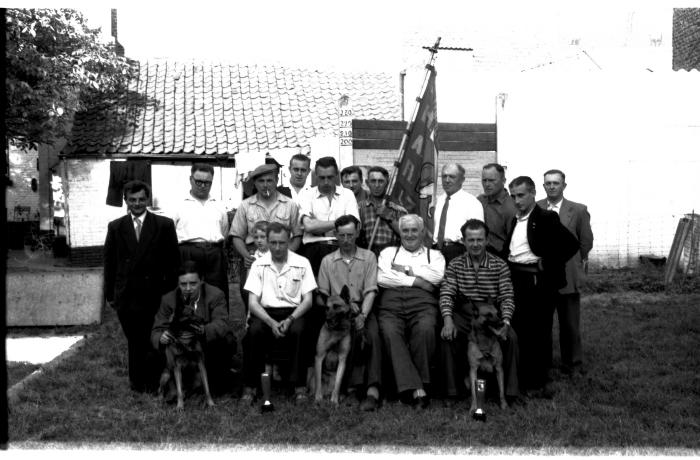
[399,70,406,121]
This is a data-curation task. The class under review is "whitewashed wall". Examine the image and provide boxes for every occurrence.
[496,73,700,267]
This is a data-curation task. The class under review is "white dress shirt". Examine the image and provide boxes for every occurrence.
[377,245,445,288]
[547,198,563,215]
[298,186,360,244]
[432,189,485,244]
[173,195,229,243]
[508,208,540,264]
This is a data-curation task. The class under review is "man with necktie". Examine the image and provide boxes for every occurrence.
[104,180,180,392]
[432,163,484,265]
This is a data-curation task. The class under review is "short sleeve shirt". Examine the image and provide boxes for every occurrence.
[317,247,378,303]
[229,193,302,244]
[298,186,360,244]
[244,250,317,309]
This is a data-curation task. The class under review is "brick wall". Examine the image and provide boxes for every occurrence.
[7,145,40,221]
[69,246,104,267]
[353,149,496,197]
[64,159,125,249]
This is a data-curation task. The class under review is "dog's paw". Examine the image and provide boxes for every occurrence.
[469,402,477,414]
[176,402,185,412]
[330,394,340,405]
[500,400,508,410]
[314,393,324,403]
[205,398,215,408]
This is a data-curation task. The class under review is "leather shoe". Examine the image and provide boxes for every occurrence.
[415,395,430,409]
[359,395,379,412]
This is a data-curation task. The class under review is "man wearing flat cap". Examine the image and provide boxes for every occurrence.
[230,163,303,310]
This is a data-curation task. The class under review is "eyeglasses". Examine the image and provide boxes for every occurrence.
[193,179,213,187]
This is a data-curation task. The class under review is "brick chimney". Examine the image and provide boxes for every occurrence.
[111,9,125,56]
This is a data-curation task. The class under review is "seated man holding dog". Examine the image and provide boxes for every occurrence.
[439,219,520,405]
[151,260,236,398]
[376,214,445,408]
[316,215,380,410]
[242,222,317,403]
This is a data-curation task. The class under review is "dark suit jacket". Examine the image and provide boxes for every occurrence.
[104,212,180,313]
[506,205,580,290]
[537,198,593,294]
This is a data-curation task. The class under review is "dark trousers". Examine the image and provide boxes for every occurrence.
[435,243,466,267]
[377,288,437,394]
[201,334,238,394]
[509,267,555,391]
[555,292,583,369]
[300,241,338,277]
[179,244,228,304]
[243,308,308,388]
[117,308,162,391]
[348,312,384,391]
[439,304,520,398]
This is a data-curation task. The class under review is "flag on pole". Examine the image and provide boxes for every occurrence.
[388,65,439,240]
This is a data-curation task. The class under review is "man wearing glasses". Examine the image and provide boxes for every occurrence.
[173,163,230,303]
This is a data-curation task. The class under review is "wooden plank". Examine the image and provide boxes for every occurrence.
[353,139,402,150]
[438,131,496,142]
[353,128,405,140]
[352,119,404,130]
[437,139,497,151]
[439,122,497,133]
[664,217,690,287]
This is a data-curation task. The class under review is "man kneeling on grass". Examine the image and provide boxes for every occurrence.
[241,222,317,404]
[151,260,236,399]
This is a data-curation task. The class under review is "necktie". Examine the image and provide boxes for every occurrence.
[134,217,142,242]
[436,195,450,248]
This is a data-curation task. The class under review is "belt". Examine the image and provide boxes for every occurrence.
[312,240,339,247]
[508,262,541,273]
[432,241,462,250]
[180,241,223,249]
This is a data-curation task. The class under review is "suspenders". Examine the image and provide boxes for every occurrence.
[391,246,431,265]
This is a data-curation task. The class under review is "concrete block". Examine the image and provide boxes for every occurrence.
[7,268,103,326]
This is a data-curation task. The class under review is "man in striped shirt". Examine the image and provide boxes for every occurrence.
[439,219,521,403]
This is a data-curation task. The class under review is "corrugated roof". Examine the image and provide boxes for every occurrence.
[64,61,401,156]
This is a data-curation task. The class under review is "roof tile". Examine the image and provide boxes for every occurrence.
[66,60,401,156]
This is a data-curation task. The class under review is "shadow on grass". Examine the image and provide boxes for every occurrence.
[7,270,700,452]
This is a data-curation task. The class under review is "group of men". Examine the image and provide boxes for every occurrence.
[104,154,593,411]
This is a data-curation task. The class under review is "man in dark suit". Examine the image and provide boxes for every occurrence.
[505,176,578,398]
[538,169,593,376]
[104,180,180,392]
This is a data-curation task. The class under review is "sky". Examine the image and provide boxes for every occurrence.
[72,0,674,72]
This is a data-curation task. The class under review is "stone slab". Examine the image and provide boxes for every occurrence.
[7,268,103,326]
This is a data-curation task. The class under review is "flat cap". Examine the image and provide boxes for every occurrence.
[250,163,278,181]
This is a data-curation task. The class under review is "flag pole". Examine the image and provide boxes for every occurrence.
[368,37,441,250]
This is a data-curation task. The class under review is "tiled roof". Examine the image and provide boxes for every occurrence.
[673,8,700,71]
[64,61,401,156]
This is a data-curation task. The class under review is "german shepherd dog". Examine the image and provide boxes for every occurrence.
[313,285,359,404]
[159,290,215,411]
[467,301,508,414]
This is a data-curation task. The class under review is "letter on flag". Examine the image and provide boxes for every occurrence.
[388,65,439,240]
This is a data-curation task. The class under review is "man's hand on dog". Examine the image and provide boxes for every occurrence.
[490,322,510,341]
[440,316,457,341]
[160,330,176,345]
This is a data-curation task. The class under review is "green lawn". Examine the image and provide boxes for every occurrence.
[7,269,700,453]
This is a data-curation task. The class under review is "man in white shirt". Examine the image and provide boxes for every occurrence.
[432,163,485,265]
[242,222,317,404]
[288,153,312,204]
[376,214,445,408]
[505,176,578,398]
[173,163,230,302]
[297,156,360,277]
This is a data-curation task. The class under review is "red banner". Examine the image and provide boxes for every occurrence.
[389,66,438,239]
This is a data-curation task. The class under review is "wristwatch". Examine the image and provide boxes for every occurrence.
[404,266,411,275]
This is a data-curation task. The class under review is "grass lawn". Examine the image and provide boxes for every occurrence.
[7,267,700,453]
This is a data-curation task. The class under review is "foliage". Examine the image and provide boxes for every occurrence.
[5,8,135,150]
[8,289,700,452]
